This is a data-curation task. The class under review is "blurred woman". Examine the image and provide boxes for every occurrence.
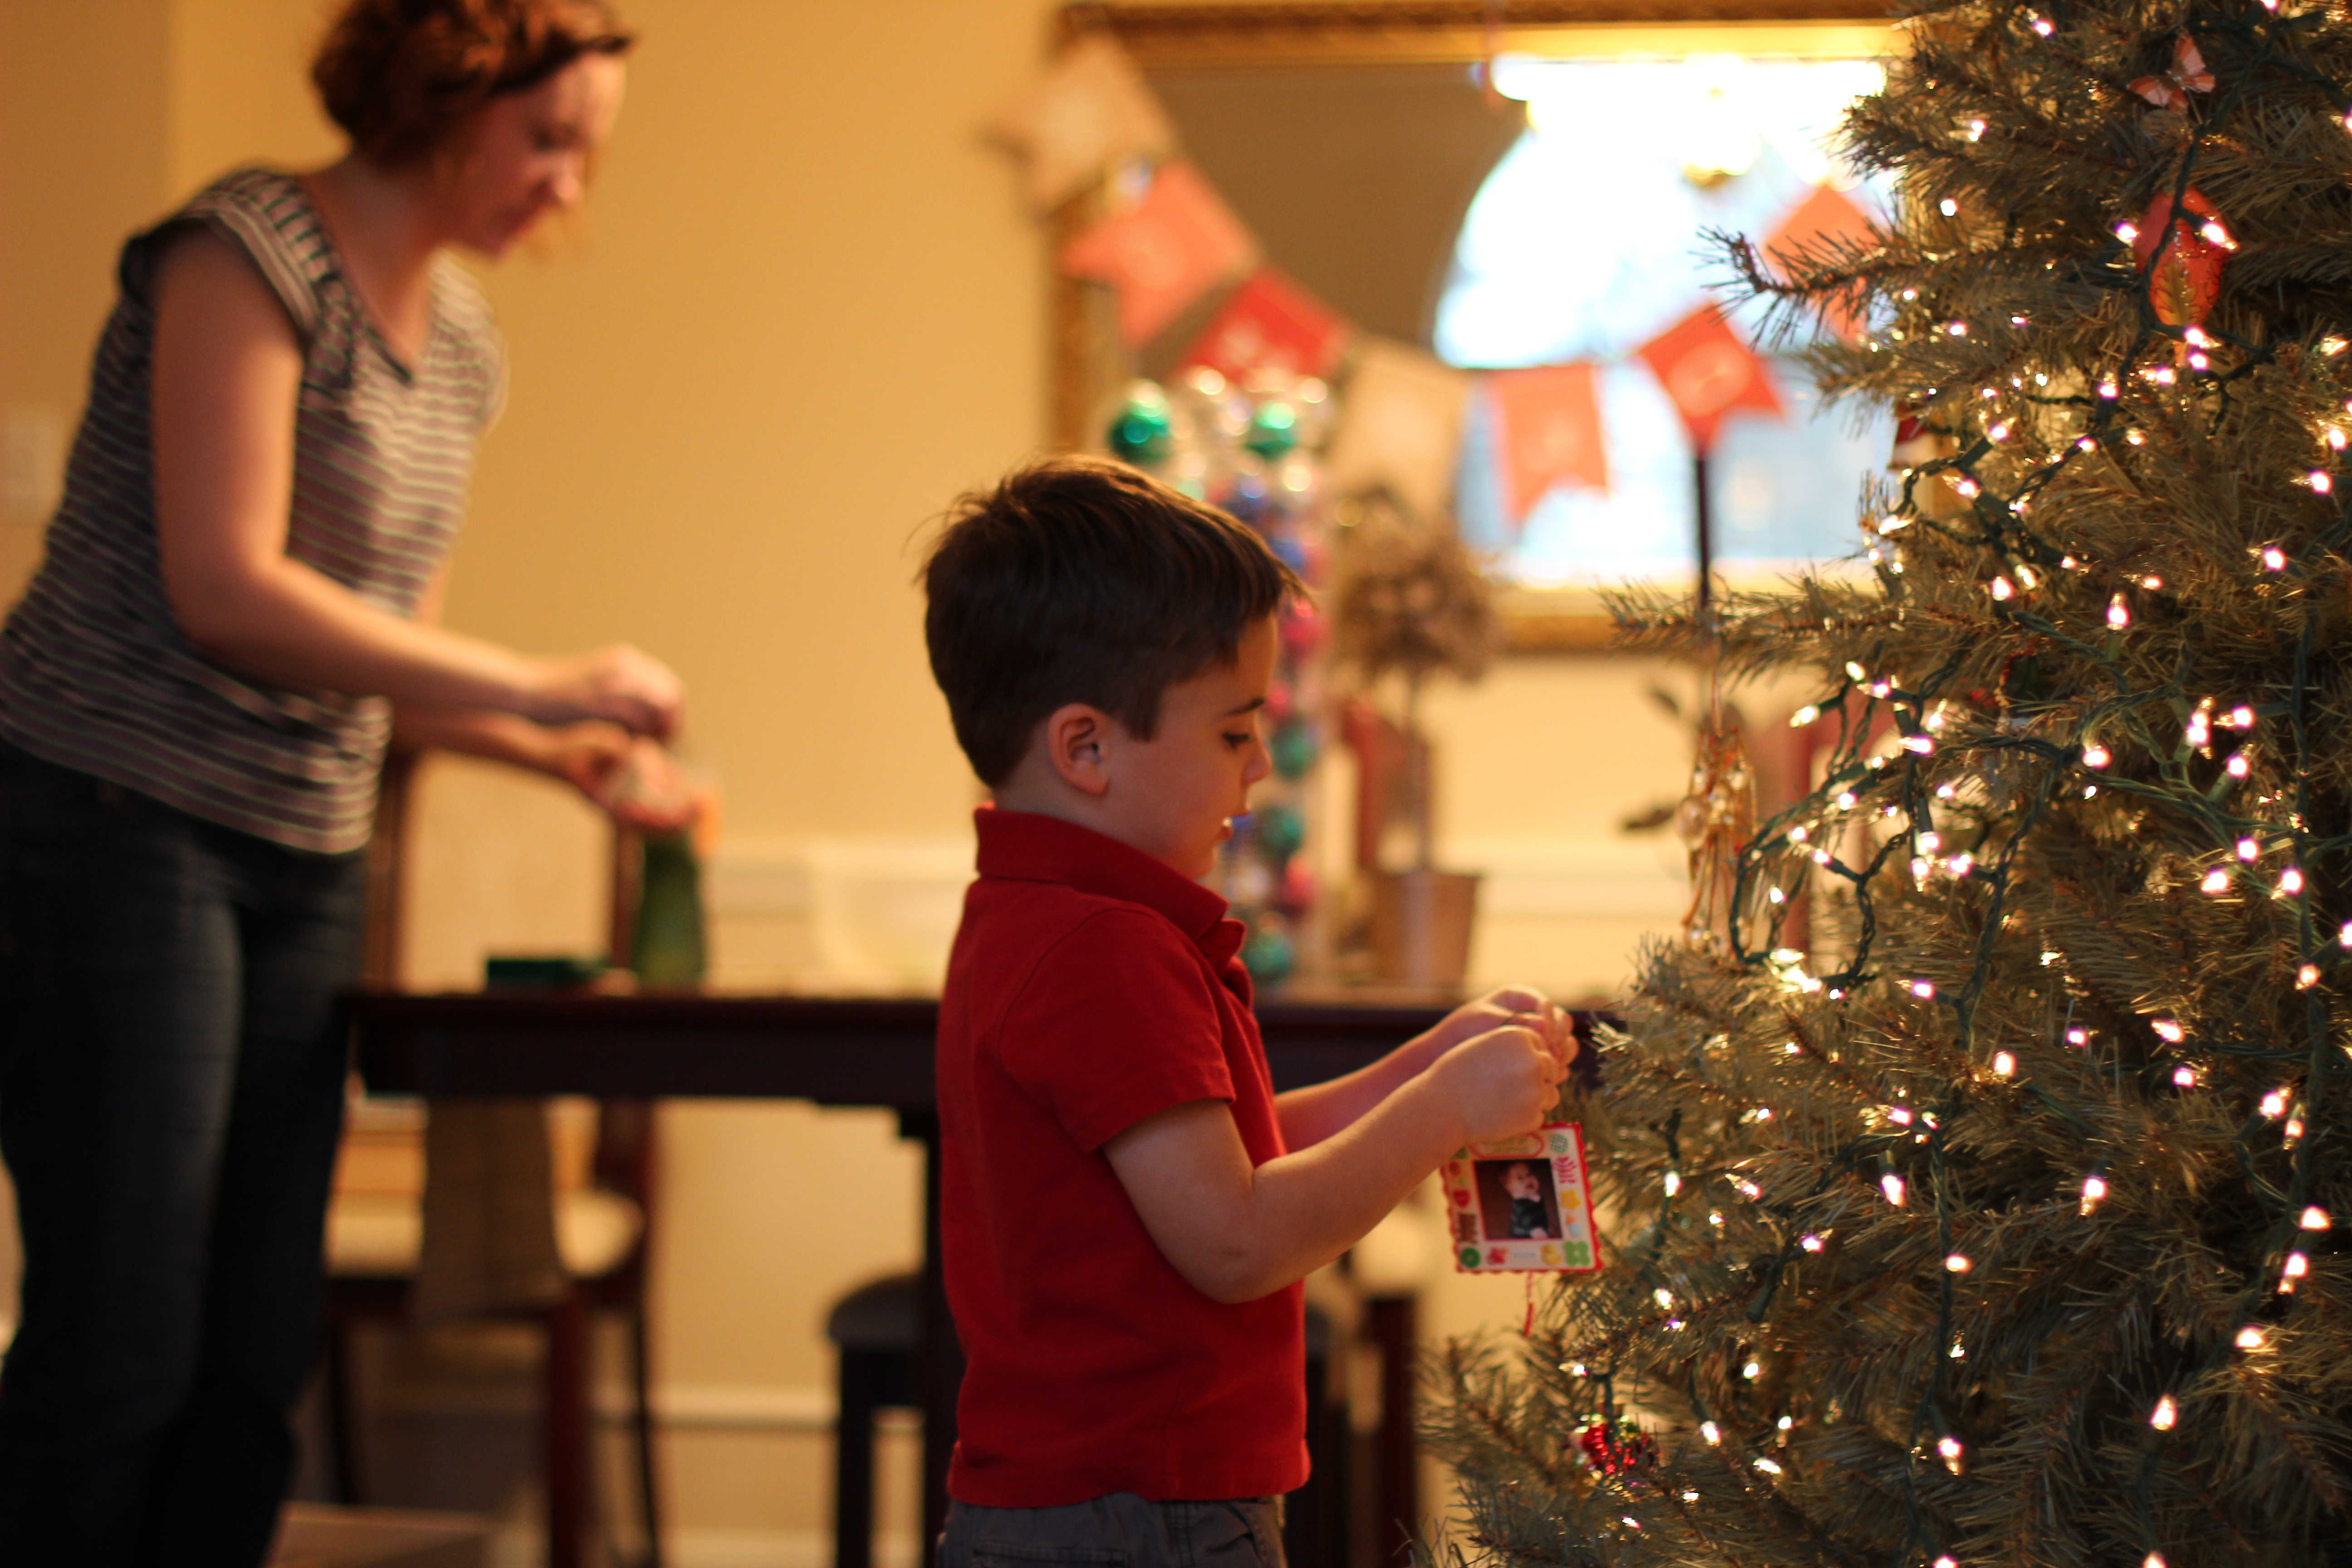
[0,3,682,1562]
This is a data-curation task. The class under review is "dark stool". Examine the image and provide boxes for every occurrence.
[827,1274,922,1568]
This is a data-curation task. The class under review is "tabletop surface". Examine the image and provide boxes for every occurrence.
[343,987,1472,1103]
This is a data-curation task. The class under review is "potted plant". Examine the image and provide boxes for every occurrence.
[1328,497,1499,986]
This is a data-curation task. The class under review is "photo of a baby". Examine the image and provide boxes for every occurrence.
[1474,1157,1563,1242]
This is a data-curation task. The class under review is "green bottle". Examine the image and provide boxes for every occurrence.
[631,831,707,989]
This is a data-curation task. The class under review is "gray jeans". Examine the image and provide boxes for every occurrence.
[940,1494,1286,1568]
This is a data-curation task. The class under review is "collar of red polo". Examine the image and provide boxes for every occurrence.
[973,807,1239,957]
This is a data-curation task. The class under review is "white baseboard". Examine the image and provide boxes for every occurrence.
[372,1379,917,1436]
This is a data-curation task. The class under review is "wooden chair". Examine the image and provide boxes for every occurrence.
[323,752,664,1568]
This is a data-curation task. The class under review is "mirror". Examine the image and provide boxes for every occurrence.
[1049,2,1900,649]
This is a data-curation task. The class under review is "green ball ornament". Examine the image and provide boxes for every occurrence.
[1244,400,1298,460]
[1254,801,1306,862]
[1270,719,1319,781]
[1242,920,1295,985]
[1108,401,1172,465]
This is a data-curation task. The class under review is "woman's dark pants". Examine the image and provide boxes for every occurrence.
[0,742,365,1567]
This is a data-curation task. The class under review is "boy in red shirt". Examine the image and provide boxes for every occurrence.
[920,457,1574,1568]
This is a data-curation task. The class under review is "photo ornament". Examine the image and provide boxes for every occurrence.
[1441,1122,1601,1274]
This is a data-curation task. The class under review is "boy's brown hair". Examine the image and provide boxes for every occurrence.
[922,456,1303,788]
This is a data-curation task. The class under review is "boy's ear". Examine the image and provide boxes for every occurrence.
[1042,703,1114,798]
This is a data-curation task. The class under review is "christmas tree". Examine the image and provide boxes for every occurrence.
[1423,1,2352,1563]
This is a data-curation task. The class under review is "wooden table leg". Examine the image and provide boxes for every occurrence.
[900,1109,962,1558]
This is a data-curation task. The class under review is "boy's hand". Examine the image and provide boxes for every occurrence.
[1418,987,1579,1073]
[1429,1024,1567,1148]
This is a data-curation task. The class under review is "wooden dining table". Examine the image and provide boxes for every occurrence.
[343,989,1606,1557]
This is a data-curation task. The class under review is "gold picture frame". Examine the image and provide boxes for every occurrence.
[1049,0,1897,651]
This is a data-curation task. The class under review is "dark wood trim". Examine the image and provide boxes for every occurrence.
[1070,1,1896,69]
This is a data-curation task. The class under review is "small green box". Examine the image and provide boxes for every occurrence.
[483,955,607,991]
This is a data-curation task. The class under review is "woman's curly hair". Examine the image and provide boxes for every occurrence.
[311,0,633,166]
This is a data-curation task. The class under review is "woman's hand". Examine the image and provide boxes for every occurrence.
[543,725,701,833]
[528,644,684,740]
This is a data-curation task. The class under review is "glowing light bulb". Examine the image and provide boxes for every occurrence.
[2264,545,2288,570]
[2067,1027,2088,1045]
[1743,1360,1762,1380]
[2146,1554,2168,1568]
[2302,1206,2330,1230]
[1845,661,1867,680]
[1791,704,1820,726]
[2201,867,2231,894]
[1940,198,1959,216]
[1902,735,1936,756]
[2031,13,2053,30]
[1655,1288,1673,1308]
[1700,1421,1722,1444]
[2152,1395,2177,1429]
[1990,576,2014,600]
[2080,1173,2107,1213]
[1800,1234,1823,1252]
[1947,320,1968,337]
[1938,1436,1963,1472]
[2229,753,2252,778]
[1882,1173,1907,1206]
[1911,980,1936,1000]
[2108,595,2131,630]
[2152,1019,2185,1043]
[2142,575,2165,591]
[2237,1324,2267,1350]
[2083,744,2111,769]
[2262,1089,2290,1117]
[2115,222,2139,243]
[2339,920,2352,948]
[2227,706,2255,728]
[2285,1251,2309,1284]
[1754,1456,1781,1474]
[1945,1253,1971,1273]
[2174,1064,2198,1088]
[1888,1106,1914,1126]
[2238,838,2259,860]
[2098,378,2119,398]
[1989,422,2011,441]
[1993,1051,2015,1076]
[1664,1171,1682,1196]
[2283,868,2306,895]
[2313,472,2335,495]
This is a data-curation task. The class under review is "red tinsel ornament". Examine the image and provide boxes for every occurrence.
[1574,1417,1660,1476]
[2131,186,2231,328]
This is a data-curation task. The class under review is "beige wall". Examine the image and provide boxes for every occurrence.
[0,1,1718,1560]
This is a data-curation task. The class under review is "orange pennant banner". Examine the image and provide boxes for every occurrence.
[1058,160,1257,348]
[1177,267,1348,382]
[1634,305,1786,454]
[1764,183,1878,342]
[1489,363,1608,520]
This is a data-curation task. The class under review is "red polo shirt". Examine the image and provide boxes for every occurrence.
[938,808,1308,1506]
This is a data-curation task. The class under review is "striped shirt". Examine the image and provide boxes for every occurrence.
[0,166,504,854]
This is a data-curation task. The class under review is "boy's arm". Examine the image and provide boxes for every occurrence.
[1274,986,1567,1151]
[1104,1023,1564,1304]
